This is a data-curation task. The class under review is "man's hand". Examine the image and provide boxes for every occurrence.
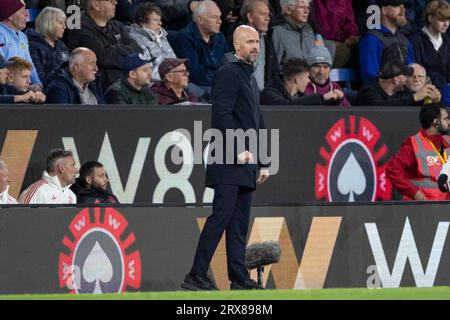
[256,169,270,185]
[414,84,436,102]
[438,174,449,193]
[429,88,441,103]
[333,89,344,100]
[29,84,43,92]
[323,90,339,101]
[237,151,254,164]
[34,91,46,103]
[189,1,200,12]
[14,91,36,103]
[413,190,427,201]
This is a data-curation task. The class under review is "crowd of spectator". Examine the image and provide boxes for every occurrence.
[0,0,450,108]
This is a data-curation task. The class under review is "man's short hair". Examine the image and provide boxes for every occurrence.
[78,161,103,188]
[35,6,66,39]
[282,58,309,81]
[46,148,73,173]
[134,2,162,25]
[240,0,269,23]
[280,0,309,12]
[419,104,445,129]
[6,57,32,73]
[193,0,218,21]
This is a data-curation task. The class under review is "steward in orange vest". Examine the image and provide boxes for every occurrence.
[386,104,450,200]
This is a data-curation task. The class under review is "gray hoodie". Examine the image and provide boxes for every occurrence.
[128,24,177,81]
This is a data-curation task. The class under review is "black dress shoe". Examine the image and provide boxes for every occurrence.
[230,279,264,290]
[180,273,219,291]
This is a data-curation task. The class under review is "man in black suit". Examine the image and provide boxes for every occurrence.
[181,25,270,291]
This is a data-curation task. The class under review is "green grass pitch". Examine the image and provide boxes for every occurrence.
[1,287,450,300]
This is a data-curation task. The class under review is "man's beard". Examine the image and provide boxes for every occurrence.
[438,125,449,135]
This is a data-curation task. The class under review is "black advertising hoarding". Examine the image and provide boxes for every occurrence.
[0,105,421,204]
[0,203,449,294]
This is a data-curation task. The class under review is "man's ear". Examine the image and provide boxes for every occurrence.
[57,162,65,174]
[86,175,92,186]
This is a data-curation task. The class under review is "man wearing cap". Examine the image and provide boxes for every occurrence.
[150,58,198,105]
[387,104,450,200]
[46,47,105,104]
[303,46,350,107]
[355,59,436,106]
[0,0,42,88]
[358,0,415,82]
[105,53,158,105]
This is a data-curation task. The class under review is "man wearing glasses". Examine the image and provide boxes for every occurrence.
[150,58,199,105]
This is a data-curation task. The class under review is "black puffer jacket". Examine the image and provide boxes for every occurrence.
[67,13,141,90]
[70,180,120,204]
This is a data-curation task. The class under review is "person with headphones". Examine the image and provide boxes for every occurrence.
[386,104,450,200]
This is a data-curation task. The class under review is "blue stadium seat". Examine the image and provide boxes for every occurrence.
[27,8,41,22]
[330,68,357,91]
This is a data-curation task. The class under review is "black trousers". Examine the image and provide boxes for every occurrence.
[190,184,253,283]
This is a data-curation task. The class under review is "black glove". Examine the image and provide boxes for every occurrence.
[437,174,449,193]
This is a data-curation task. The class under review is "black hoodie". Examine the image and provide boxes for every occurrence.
[70,179,120,204]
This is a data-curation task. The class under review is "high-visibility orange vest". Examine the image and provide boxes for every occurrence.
[408,131,450,200]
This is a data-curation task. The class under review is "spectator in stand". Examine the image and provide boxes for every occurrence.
[170,0,231,100]
[115,0,141,24]
[153,0,202,31]
[271,0,336,65]
[46,47,105,104]
[260,57,342,105]
[386,104,450,200]
[311,0,359,68]
[67,0,141,90]
[355,59,436,106]
[151,58,198,105]
[19,148,78,204]
[406,63,442,104]
[409,0,450,91]
[128,3,177,82]
[6,57,46,103]
[238,0,279,91]
[304,46,350,106]
[26,7,70,88]
[105,52,158,105]
[0,0,42,88]
[70,161,119,204]
[0,160,18,205]
[358,0,414,82]
[0,55,40,104]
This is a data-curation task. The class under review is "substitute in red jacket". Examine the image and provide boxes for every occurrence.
[386,104,450,200]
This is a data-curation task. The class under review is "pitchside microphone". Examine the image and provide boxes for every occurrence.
[245,241,281,287]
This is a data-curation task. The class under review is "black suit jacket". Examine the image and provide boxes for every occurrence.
[205,59,266,190]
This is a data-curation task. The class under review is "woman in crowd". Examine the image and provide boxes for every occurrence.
[26,6,69,88]
[128,2,177,82]
[409,0,450,90]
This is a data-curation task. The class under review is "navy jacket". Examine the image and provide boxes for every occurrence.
[0,84,15,103]
[205,59,266,190]
[409,30,450,90]
[26,28,70,88]
[170,21,230,87]
[260,73,325,105]
[45,69,105,104]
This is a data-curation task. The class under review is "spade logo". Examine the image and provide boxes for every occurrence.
[315,116,392,202]
[59,208,141,294]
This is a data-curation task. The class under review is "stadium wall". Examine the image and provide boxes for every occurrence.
[0,202,449,294]
[0,105,421,204]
